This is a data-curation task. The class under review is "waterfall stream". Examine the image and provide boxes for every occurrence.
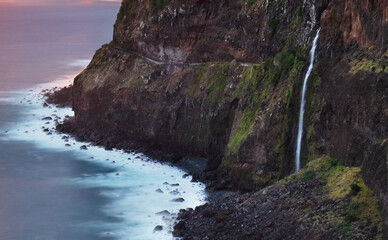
[295,29,321,172]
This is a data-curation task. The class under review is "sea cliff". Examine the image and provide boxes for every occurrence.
[58,0,388,238]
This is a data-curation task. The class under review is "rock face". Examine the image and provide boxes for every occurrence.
[307,0,388,234]
[72,0,330,190]
[67,0,388,235]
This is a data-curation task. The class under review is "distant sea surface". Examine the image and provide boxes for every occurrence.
[0,3,118,91]
[0,3,205,240]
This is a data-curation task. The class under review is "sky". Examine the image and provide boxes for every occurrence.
[0,0,121,5]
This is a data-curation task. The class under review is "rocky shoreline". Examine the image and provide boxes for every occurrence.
[46,87,383,240]
[172,158,383,240]
[43,0,388,238]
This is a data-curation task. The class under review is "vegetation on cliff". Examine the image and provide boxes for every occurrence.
[63,0,388,237]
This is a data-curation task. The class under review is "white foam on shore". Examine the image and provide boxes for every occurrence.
[0,73,207,240]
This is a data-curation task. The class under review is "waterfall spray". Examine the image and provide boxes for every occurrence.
[295,29,320,172]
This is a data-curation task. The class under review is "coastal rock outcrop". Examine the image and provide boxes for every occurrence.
[70,0,329,191]
[60,0,388,236]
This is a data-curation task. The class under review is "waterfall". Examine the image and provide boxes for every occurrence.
[295,29,320,172]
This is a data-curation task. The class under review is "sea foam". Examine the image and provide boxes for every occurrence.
[0,73,206,240]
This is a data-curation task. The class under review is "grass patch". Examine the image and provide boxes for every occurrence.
[189,63,230,104]
[301,170,316,180]
[227,109,256,153]
[350,59,388,74]
[263,48,305,86]
[281,157,382,238]
[338,221,351,235]
[291,5,302,26]
[299,157,382,226]
[205,64,230,104]
[233,48,306,105]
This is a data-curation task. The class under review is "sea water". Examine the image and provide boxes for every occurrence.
[0,3,206,240]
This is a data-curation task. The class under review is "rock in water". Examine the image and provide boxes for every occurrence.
[171,198,185,202]
[153,225,163,231]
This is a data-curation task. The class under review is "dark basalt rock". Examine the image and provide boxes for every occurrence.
[49,0,388,237]
[172,221,186,237]
[171,197,185,202]
[153,225,163,231]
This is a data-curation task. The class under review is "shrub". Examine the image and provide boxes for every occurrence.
[338,221,351,234]
[301,170,316,180]
[327,157,338,167]
[350,183,361,195]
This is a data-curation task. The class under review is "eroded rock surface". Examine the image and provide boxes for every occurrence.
[55,0,388,236]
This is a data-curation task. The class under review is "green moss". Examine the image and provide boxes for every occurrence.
[189,63,230,104]
[265,48,306,87]
[234,48,305,105]
[304,207,312,213]
[189,64,210,96]
[301,170,316,180]
[227,109,256,153]
[338,221,351,235]
[233,65,268,105]
[350,59,388,74]
[223,47,307,176]
[306,124,314,140]
[291,5,302,26]
[297,157,382,226]
[149,0,171,15]
[327,157,338,167]
[206,63,230,104]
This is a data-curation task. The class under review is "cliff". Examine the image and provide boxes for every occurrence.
[72,0,328,189]
[62,0,388,237]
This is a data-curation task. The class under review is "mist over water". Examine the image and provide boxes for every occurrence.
[0,4,206,240]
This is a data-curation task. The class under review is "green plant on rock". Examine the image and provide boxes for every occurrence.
[290,5,302,26]
[227,109,256,154]
[327,157,338,167]
[338,221,351,235]
[189,63,230,104]
[301,170,316,180]
[305,157,382,226]
[234,48,305,105]
[264,48,306,87]
[350,59,388,74]
[205,63,230,104]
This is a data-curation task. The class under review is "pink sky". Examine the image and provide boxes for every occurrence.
[0,0,120,5]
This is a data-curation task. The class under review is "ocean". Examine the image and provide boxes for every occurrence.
[0,3,206,240]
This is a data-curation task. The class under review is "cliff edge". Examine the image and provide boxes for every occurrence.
[60,0,388,237]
